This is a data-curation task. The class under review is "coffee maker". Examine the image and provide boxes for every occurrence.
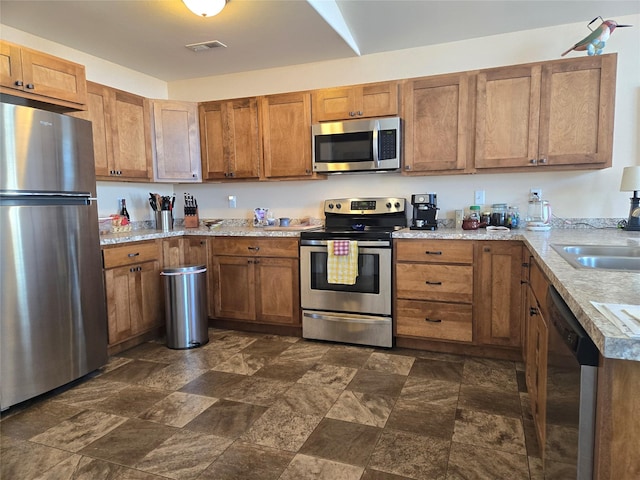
[410,193,438,230]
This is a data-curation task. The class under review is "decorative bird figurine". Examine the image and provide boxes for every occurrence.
[562,17,632,56]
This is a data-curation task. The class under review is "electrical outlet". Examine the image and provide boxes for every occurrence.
[530,188,542,199]
[228,195,237,208]
[474,190,485,205]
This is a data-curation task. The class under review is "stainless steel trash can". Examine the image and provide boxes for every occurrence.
[161,264,208,349]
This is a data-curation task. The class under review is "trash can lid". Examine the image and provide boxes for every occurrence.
[161,264,206,275]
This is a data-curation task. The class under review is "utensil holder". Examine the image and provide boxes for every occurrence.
[184,209,200,228]
[156,210,174,232]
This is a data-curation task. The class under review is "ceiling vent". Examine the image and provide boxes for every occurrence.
[185,40,227,52]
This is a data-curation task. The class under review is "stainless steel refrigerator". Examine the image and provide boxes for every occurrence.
[0,102,108,410]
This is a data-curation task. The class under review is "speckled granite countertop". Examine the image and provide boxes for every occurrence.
[100,226,640,361]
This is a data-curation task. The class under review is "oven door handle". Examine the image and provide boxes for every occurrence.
[300,239,391,248]
[303,311,389,324]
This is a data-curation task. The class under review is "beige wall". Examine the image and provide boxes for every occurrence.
[2,16,638,223]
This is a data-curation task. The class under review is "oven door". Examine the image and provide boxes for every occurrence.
[300,239,392,316]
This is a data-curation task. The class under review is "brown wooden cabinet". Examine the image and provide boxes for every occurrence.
[70,81,152,181]
[402,72,473,174]
[102,241,163,348]
[199,97,261,180]
[210,237,299,326]
[312,81,399,122]
[162,237,208,268]
[475,54,616,171]
[395,239,474,343]
[474,241,524,349]
[0,40,87,109]
[261,92,313,179]
[151,100,201,182]
[525,257,549,452]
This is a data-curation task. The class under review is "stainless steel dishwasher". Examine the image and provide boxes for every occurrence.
[544,286,599,479]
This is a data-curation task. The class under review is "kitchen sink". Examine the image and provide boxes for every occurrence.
[551,244,640,272]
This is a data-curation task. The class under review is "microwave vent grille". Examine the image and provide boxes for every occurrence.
[185,40,227,52]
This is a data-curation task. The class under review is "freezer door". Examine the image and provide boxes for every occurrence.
[0,102,96,194]
[0,201,108,409]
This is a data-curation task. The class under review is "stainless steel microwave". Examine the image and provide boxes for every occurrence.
[312,117,401,173]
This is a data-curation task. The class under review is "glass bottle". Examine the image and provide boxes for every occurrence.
[507,206,520,229]
[468,205,481,220]
[120,198,130,221]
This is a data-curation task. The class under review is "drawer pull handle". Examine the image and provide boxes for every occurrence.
[425,281,442,285]
[128,252,140,257]
[425,318,442,323]
[425,251,442,255]
[247,246,260,251]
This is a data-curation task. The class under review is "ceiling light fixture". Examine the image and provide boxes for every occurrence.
[182,0,227,17]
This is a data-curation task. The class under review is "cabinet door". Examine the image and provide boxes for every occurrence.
[226,98,261,179]
[199,101,227,180]
[111,89,152,180]
[69,81,113,178]
[185,237,208,266]
[261,92,313,178]
[255,257,300,325]
[403,73,471,173]
[162,238,186,267]
[137,260,163,334]
[152,100,201,182]
[475,65,541,169]
[104,265,135,345]
[474,241,523,348]
[19,46,87,107]
[312,86,356,122]
[538,54,615,168]
[211,256,256,320]
[0,41,23,90]
[526,289,548,451]
[359,82,399,119]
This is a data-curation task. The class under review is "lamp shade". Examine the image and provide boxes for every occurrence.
[183,0,227,17]
[620,166,640,191]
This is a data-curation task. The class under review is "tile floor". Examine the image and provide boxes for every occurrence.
[1,329,546,479]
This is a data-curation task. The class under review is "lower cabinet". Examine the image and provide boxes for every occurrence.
[395,239,474,343]
[474,241,524,348]
[102,241,163,348]
[525,256,550,452]
[162,236,208,267]
[210,237,300,327]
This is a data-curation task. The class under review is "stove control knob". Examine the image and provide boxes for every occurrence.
[394,202,401,208]
[328,203,334,209]
[336,203,342,209]
[386,202,392,209]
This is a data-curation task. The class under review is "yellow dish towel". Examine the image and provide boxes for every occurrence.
[327,240,359,285]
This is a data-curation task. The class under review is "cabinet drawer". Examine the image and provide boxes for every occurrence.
[213,237,298,258]
[395,240,473,264]
[396,299,473,342]
[396,263,473,303]
[103,241,159,268]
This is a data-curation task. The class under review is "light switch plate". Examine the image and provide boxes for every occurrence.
[474,190,485,205]
[228,195,237,208]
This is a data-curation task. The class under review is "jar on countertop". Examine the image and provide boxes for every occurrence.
[507,206,520,229]
[463,205,481,230]
[491,203,507,226]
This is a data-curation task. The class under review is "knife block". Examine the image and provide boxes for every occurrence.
[184,209,200,228]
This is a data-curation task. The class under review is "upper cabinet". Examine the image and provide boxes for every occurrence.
[402,72,473,174]
[475,54,616,171]
[312,81,399,123]
[261,92,313,179]
[150,100,201,183]
[0,40,87,110]
[199,97,261,180]
[70,81,152,181]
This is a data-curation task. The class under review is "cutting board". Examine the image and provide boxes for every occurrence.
[263,224,323,231]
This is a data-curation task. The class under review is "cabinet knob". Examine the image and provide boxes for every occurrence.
[539,158,547,164]
[26,84,34,89]
[529,306,538,316]
[305,169,311,175]
[14,80,23,87]
[192,173,197,178]
[357,111,363,116]
[529,159,537,164]
[483,247,491,253]
[425,318,442,323]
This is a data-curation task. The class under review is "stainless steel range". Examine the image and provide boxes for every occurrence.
[300,197,407,348]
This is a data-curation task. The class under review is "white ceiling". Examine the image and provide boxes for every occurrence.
[1,0,638,82]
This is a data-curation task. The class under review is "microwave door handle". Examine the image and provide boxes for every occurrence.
[372,120,380,168]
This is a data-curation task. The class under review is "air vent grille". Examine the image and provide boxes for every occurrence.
[185,40,227,52]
